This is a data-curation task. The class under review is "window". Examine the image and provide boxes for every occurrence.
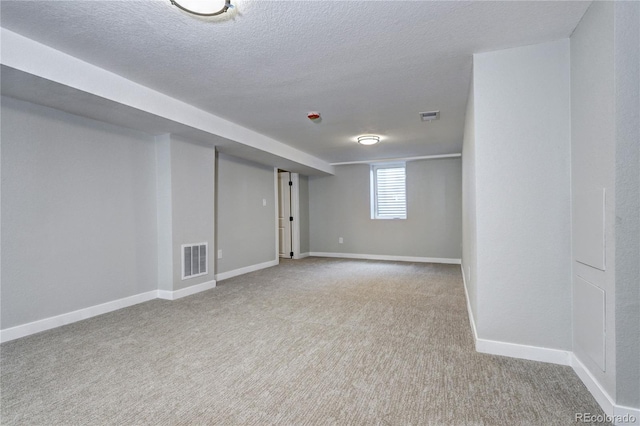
[371,163,407,219]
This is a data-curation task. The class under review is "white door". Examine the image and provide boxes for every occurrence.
[278,171,292,258]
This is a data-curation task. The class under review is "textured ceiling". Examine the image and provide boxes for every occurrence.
[0,0,590,163]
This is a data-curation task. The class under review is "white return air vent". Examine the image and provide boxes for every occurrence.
[419,111,440,122]
[182,242,208,280]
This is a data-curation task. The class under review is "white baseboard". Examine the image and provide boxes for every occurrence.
[1,279,218,342]
[157,279,216,301]
[572,355,615,416]
[215,259,278,282]
[0,291,158,343]
[294,252,310,259]
[460,265,478,341]
[571,355,640,425]
[613,406,640,425]
[459,269,638,424]
[475,338,572,365]
[459,265,571,365]
[309,252,461,264]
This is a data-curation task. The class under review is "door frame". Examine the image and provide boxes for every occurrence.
[274,168,301,260]
[290,173,301,259]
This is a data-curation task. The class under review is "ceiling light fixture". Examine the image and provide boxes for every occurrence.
[357,135,380,146]
[170,0,233,17]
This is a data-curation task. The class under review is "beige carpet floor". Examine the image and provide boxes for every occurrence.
[1,257,608,425]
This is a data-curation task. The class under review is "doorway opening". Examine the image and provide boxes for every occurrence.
[277,170,293,258]
[277,170,302,259]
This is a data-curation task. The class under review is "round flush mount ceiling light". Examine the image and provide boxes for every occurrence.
[170,0,233,17]
[357,135,381,146]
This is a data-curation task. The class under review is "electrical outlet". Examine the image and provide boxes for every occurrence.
[262,198,266,207]
[217,249,223,259]
[339,237,343,244]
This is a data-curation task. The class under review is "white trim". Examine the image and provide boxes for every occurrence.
[331,153,461,166]
[460,271,639,424]
[291,173,301,258]
[309,252,461,264]
[571,354,640,425]
[0,291,158,343]
[475,338,572,366]
[460,264,478,341]
[274,168,280,263]
[294,252,310,259]
[1,279,218,343]
[571,354,615,416]
[459,265,572,366]
[157,279,216,301]
[613,406,640,426]
[215,259,279,282]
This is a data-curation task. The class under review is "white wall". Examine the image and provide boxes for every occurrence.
[215,153,277,275]
[472,39,572,350]
[308,158,462,261]
[570,0,617,399]
[613,1,640,409]
[1,96,158,328]
[462,77,477,319]
[571,0,640,410]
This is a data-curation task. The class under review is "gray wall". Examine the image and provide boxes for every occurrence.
[472,39,572,350]
[155,134,216,292]
[170,135,215,290]
[155,134,174,291]
[216,153,276,274]
[1,96,158,328]
[461,77,477,319]
[571,0,640,408]
[298,175,310,255]
[308,159,462,259]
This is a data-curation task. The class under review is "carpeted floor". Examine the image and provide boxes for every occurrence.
[1,257,608,425]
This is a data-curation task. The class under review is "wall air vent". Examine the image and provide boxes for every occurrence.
[182,242,208,280]
[419,111,440,122]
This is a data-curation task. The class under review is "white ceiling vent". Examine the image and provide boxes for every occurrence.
[182,242,208,280]
[419,111,440,122]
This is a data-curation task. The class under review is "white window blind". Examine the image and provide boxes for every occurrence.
[371,163,407,219]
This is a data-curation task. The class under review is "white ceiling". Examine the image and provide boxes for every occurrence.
[1,0,590,164]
